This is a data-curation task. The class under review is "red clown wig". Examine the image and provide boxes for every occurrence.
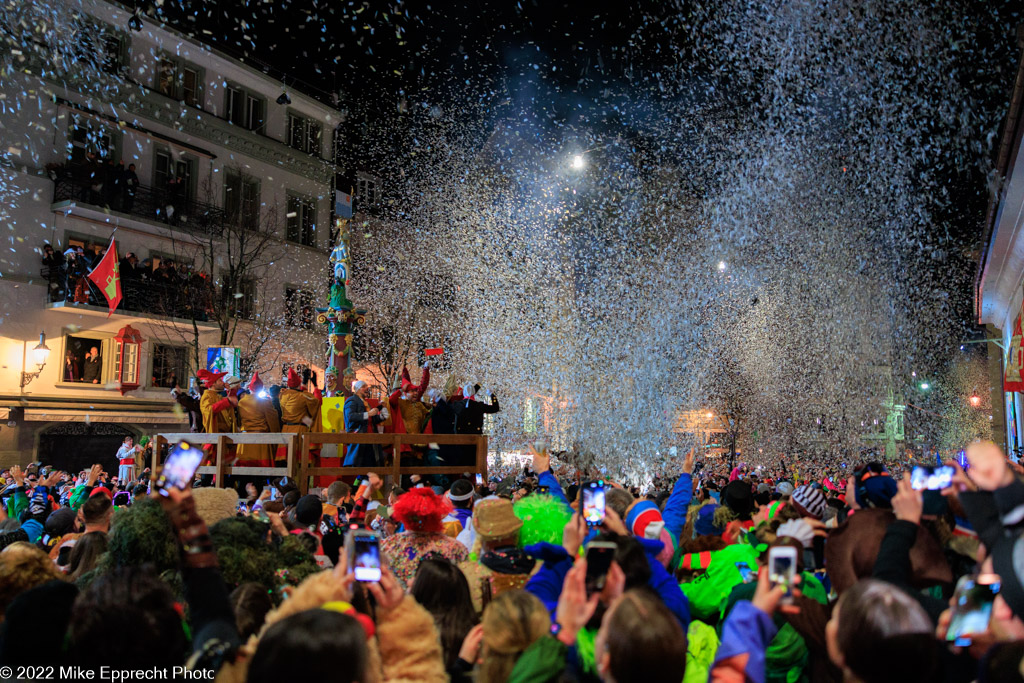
[391,487,452,533]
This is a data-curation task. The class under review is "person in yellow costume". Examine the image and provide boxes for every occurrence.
[196,369,237,465]
[235,371,281,467]
[277,367,322,465]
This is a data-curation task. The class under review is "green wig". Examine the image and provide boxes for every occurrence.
[513,494,572,548]
[209,516,319,601]
[99,497,181,593]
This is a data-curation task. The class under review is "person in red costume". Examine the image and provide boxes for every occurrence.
[277,367,322,465]
[387,363,430,463]
[196,369,237,467]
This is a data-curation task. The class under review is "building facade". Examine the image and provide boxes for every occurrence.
[976,30,1024,457]
[0,0,339,470]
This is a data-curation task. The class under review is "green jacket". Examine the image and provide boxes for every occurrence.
[680,543,761,622]
[5,487,28,521]
[719,571,828,683]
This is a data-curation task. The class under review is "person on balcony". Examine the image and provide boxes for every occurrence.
[123,163,139,212]
[236,372,281,468]
[277,368,321,465]
[41,244,64,302]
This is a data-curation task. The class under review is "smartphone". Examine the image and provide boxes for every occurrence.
[582,480,606,526]
[154,441,202,496]
[735,562,756,584]
[585,541,616,593]
[947,574,1001,646]
[910,465,955,491]
[475,473,484,486]
[346,529,382,582]
[768,546,798,604]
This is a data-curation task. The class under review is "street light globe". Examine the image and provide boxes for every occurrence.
[31,332,50,368]
[717,260,727,272]
[920,382,930,391]
[706,412,714,419]
[970,392,981,407]
[571,154,585,170]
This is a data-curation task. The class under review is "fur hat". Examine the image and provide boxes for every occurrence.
[791,485,826,520]
[391,487,451,533]
[192,487,239,526]
[824,508,951,595]
[286,368,302,389]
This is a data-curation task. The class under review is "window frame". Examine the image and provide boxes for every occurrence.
[155,55,204,107]
[224,82,266,132]
[287,112,322,156]
[68,114,119,165]
[285,193,316,247]
[56,331,113,389]
[224,170,261,227]
[284,286,315,330]
[150,342,189,389]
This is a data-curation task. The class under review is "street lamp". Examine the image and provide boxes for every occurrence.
[571,154,585,170]
[20,332,50,388]
[717,261,727,272]
[920,382,930,391]
[970,392,981,407]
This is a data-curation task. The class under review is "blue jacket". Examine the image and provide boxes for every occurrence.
[662,473,693,547]
[711,601,777,683]
[538,470,571,510]
[524,540,690,628]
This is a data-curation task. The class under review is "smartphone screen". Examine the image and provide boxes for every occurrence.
[350,533,382,582]
[911,465,955,491]
[155,441,201,496]
[583,481,606,525]
[585,542,616,593]
[475,473,484,485]
[947,575,1000,646]
[769,547,797,603]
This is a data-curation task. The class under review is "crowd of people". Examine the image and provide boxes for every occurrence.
[4,422,1024,681]
[42,240,216,318]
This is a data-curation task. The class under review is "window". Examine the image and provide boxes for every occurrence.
[69,116,116,165]
[223,275,256,320]
[62,334,106,385]
[155,151,195,203]
[224,171,261,227]
[157,58,201,106]
[286,195,316,247]
[226,85,264,132]
[356,176,378,210]
[285,287,315,329]
[288,114,322,155]
[102,34,126,74]
[151,344,188,388]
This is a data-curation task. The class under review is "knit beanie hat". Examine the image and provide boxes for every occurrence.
[791,485,826,520]
[625,499,675,567]
[694,503,724,537]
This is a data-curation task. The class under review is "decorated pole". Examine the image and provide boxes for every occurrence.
[319,216,365,397]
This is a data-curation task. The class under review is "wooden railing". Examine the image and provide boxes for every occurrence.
[151,433,301,485]
[297,433,488,493]
[150,431,488,493]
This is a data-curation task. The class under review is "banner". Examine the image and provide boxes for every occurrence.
[335,189,352,218]
[1006,308,1024,391]
[86,237,122,317]
[206,346,241,376]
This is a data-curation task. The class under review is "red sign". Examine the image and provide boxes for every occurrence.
[424,347,444,356]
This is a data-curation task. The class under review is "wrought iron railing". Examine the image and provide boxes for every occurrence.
[41,265,214,321]
[51,170,226,237]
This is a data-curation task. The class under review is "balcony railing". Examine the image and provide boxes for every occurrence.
[51,170,227,237]
[42,265,214,322]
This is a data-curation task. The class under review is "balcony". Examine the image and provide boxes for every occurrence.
[51,170,227,237]
[41,265,218,326]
